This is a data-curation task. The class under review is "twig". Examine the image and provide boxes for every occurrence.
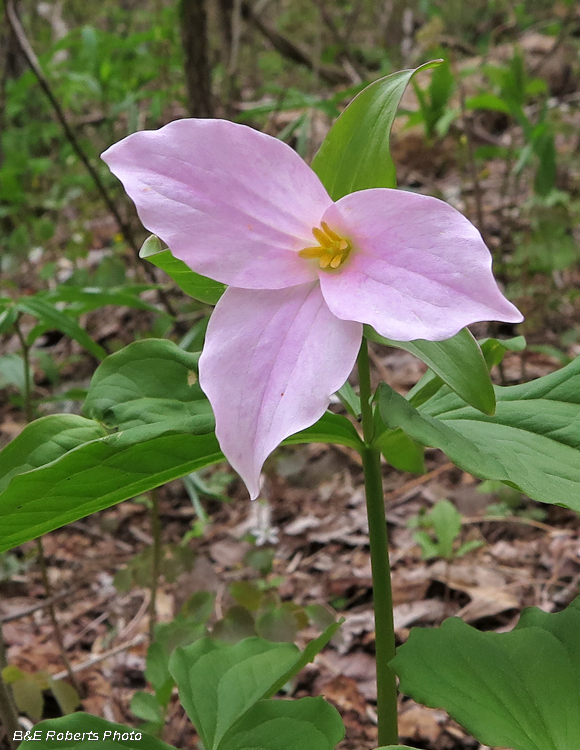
[530,2,577,77]
[462,515,558,533]
[0,590,75,624]
[35,538,84,697]
[388,462,456,506]
[240,0,349,85]
[51,634,146,681]
[5,0,178,320]
[311,0,366,80]
[149,489,162,641]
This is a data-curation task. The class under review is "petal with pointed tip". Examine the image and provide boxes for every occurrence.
[319,189,523,341]
[102,119,331,289]
[198,284,362,498]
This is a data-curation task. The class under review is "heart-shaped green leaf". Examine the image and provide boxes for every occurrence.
[220,697,344,750]
[83,338,210,430]
[169,638,300,750]
[390,599,580,750]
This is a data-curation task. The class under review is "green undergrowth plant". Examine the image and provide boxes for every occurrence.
[2,63,580,750]
[409,498,483,561]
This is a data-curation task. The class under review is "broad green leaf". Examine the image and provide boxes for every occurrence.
[391,599,580,750]
[0,414,106,493]
[131,691,164,723]
[17,297,107,360]
[169,637,299,750]
[374,426,425,474]
[265,620,342,698]
[378,353,580,510]
[336,381,361,419]
[0,431,222,553]
[19,714,176,749]
[83,338,211,430]
[140,234,225,304]
[41,286,161,315]
[0,304,18,334]
[429,499,462,558]
[284,411,364,451]
[311,61,441,200]
[0,353,29,393]
[479,335,526,368]
[220,697,344,750]
[367,326,495,415]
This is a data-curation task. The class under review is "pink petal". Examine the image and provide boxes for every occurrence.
[318,189,523,341]
[102,119,332,289]
[198,284,362,499]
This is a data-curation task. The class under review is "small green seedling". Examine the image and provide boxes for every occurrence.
[409,498,483,561]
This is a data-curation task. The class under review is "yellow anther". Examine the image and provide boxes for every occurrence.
[298,222,352,271]
[312,226,333,247]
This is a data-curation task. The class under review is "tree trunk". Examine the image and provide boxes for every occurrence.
[179,0,213,118]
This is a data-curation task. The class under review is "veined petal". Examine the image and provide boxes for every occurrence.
[198,284,362,499]
[102,119,332,289]
[319,189,523,341]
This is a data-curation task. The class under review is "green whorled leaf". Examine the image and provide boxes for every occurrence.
[374,426,425,474]
[311,61,441,200]
[169,637,300,750]
[18,714,176,749]
[391,599,580,750]
[83,338,211,430]
[367,326,496,416]
[219,697,344,750]
[0,431,222,553]
[479,334,526,368]
[378,352,580,510]
[17,296,107,360]
[0,414,107,494]
[283,411,364,451]
[140,234,225,305]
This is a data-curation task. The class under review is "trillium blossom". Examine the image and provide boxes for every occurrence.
[102,119,523,499]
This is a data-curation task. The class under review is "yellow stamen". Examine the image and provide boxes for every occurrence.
[299,246,326,259]
[298,222,352,271]
[312,226,333,247]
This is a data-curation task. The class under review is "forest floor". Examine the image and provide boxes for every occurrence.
[2,25,580,750]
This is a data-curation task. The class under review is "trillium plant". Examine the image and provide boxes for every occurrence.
[6,64,580,750]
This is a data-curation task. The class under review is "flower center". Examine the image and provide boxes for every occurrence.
[298,221,352,270]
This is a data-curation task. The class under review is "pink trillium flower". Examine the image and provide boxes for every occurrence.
[102,119,522,499]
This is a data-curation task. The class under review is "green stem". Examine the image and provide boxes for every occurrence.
[14,318,32,424]
[357,339,398,746]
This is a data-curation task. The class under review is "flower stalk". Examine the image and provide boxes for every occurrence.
[357,339,398,746]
